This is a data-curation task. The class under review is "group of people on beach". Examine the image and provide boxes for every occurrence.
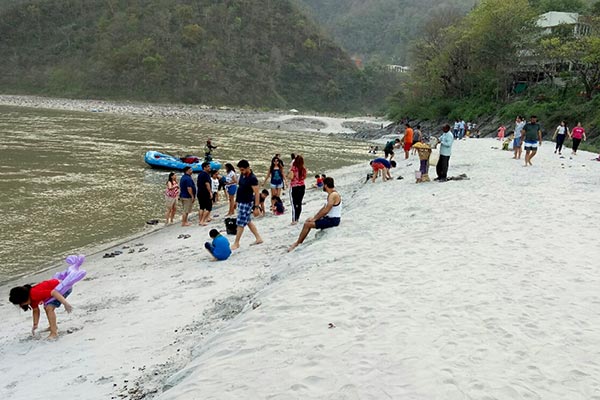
[499,116,588,165]
[163,151,342,259]
[375,122,454,182]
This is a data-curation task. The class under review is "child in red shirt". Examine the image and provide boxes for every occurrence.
[9,279,73,339]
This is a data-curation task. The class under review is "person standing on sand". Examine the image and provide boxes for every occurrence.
[224,163,238,217]
[523,116,543,167]
[288,155,307,225]
[435,124,454,182]
[165,172,180,224]
[196,162,213,226]
[263,157,286,199]
[513,116,526,160]
[179,166,196,226]
[288,177,341,252]
[553,121,569,155]
[497,125,506,141]
[403,124,414,159]
[570,122,586,155]
[231,160,263,250]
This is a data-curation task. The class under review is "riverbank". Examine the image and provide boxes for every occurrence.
[1,138,599,399]
[0,94,390,135]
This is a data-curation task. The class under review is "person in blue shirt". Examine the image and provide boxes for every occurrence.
[179,166,197,226]
[204,229,231,261]
[436,124,454,182]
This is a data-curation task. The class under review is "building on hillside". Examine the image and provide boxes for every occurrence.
[513,11,592,90]
[387,65,410,73]
[536,11,591,37]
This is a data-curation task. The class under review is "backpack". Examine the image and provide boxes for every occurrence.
[224,218,237,235]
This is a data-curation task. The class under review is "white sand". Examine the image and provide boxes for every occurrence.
[1,139,599,400]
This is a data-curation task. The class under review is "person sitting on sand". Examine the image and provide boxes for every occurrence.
[271,196,285,215]
[370,158,396,182]
[259,189,269,217]
[312,174,324,189]
[204,229,231,261]
[9,280,74,339]
[288,177,341,252]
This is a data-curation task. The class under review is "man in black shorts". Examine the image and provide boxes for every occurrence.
[196,162,213,226]
[288,177,341,252]
[384,138,400,160]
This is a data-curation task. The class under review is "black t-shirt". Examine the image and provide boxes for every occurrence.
[236,171,259,204]
[196,171,211,197]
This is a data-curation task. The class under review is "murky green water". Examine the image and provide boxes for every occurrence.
[0,105,371,282]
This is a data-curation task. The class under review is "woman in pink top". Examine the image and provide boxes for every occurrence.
[570,122,586,155]
[287,154,307,225]
[165,172,180,224]
[497,125,506,141]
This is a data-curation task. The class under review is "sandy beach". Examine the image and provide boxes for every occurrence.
[0,94,389,135]
[1,138,599,399]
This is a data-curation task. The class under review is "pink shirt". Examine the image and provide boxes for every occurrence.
[290,166,305,187]
[571,126,585,139]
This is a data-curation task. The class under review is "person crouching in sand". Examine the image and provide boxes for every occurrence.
[9,280,73,339]
[288,177,341,252]
[205,229,232,261]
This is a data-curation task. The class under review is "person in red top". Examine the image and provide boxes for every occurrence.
[570,122,587,155]
[9,279,73,339]
[403,124,414,159]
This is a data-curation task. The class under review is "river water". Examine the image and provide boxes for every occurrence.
[0,105,371,282]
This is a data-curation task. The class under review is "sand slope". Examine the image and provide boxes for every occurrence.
[1,139,599,400]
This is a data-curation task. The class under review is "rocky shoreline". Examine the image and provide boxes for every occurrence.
[0,94,390,138]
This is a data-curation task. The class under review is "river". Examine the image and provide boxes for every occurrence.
[0,105,372,282]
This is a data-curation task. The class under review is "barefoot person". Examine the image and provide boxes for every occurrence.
[513,116,525,160]
[231,160,263,250]
[553,120,568,155]
[288,155,307,225]
[523,115,543,167]
[196,162,213,226]
[165,172,180,224]
[369,158,396,182]
[288,177,341,252]
[179,166,196,226]
[403,124,414,159]
[435,124,454,182]
[263,157,285,198]
[224,163,238,216]
[9,280,74,339]
[204,229,231,261]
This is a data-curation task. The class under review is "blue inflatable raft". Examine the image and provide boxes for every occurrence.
[144,151,221,172]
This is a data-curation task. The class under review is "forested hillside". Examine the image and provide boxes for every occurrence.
[296,0,477,63]
[0,0,395,111]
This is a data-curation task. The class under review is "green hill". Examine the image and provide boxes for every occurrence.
[295,0,477,64]
[0,0,374,111]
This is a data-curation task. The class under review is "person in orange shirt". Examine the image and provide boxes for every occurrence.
[403,123,414,159]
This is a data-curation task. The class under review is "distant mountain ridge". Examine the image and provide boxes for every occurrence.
[0,0,368,111]
[295,0,477,64]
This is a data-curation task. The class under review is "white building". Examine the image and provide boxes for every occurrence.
[536,11,591,37]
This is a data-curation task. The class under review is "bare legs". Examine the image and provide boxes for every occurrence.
[198,209,210,226]
[231,221,263,250]
[165,203,176,224]
[288,220,317,252]
[44,305,58,339]
[226,194,236,216]
[524,149,536,166]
